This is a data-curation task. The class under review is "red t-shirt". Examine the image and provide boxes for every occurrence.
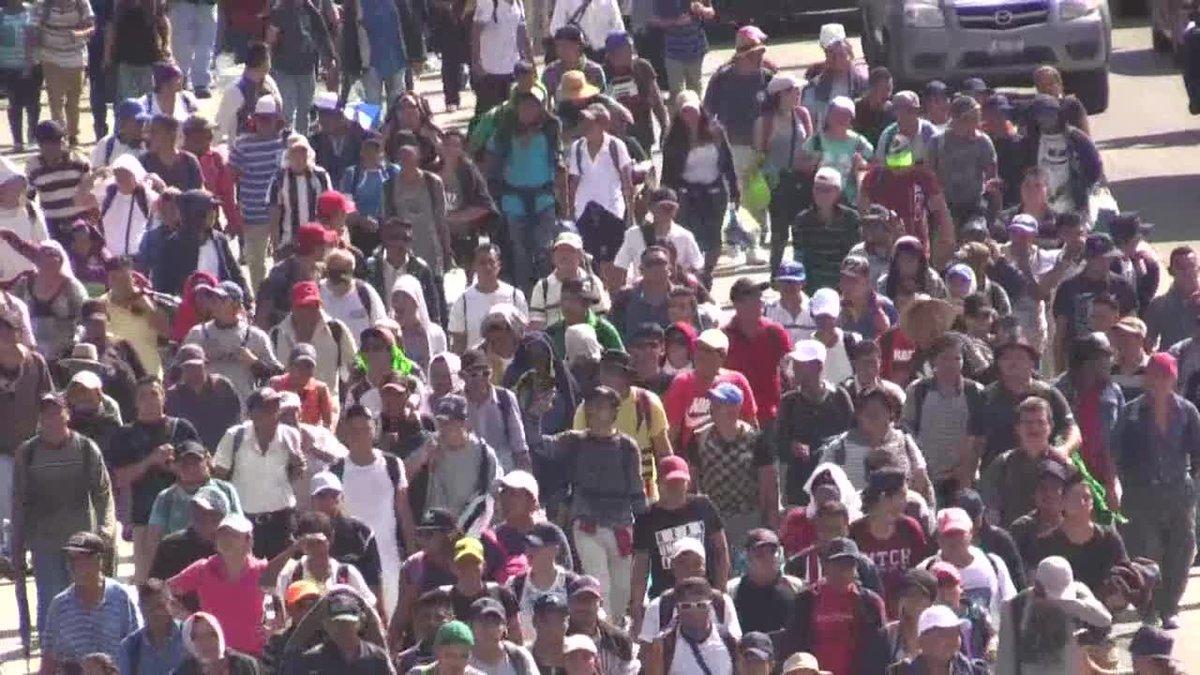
[812,583,859,675]
[1075,386,1113,487]
[861,165,942,252]
[723,318,792,424]
[849,515,929,619]
[780,507,817,557]
[663,369,758,450]
[880,327,917,386]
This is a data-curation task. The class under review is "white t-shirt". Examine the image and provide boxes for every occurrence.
[764,297,815,343]
[448,283,530,347]
[475,0,526,75]
[822,329,854,384]
[919,546,1015,625]
[196,238,221,277]
[637,592,741,643]
[664,627,734,675]
[568,135,632,219]
[681,144,721,185]
[613,223,704,278]
[529,270,612,327]
[320,280,389,347]
[95,185,159,257]
[213,422,301,514]
[341,450,406,614]
[275,557,377,608]
[90,135,140,169]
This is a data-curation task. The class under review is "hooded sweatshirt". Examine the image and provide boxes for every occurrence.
[0,157,50,281]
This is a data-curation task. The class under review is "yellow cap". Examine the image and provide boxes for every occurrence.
[453,536,485,564]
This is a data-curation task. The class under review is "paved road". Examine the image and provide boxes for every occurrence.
[3,18,1200,673]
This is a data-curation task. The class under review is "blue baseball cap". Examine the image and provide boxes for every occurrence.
[605,31,633,52]
[116,98,150,122]
[776,261,807,284]
[707,382,744,406]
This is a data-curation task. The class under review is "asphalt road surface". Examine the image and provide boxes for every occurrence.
[2,17,1200,673]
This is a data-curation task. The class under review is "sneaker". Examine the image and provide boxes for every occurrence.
[10,143,23,154]
[194,86,212,99]
[68,136,78,148]
[1161,615,1180,630]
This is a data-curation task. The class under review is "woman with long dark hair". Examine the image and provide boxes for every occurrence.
[877,235,948,305]
[384,92,444,170]
[661,90,739,284]
[754,74,813,276]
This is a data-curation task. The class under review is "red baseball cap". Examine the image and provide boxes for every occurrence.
[658,455,691,482]
[296,223,338,255]
[291,280,322,309]
[1147,352,1178,380]
[936,507,973,536]
[316,190,356,220]
[929,561,962,586]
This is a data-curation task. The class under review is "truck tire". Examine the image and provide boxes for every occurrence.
[1066,69,1110,114]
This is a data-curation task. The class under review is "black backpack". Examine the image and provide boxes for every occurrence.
[660,625,739,675]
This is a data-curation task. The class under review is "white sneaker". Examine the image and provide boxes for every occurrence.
[724,249,747,268]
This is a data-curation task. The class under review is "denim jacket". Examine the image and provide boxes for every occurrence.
[1054,374,1124,473]
[1116,392,1200,495]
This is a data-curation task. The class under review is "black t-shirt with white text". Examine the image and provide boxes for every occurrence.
[632,495,724,597]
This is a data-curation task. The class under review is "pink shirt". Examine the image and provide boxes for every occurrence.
[169,555,269,655]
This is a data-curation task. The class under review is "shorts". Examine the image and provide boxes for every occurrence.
[576,201,626,263]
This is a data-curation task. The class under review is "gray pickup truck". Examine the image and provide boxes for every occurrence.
[859,0,1112,112]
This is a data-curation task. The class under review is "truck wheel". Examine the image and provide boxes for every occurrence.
[1152,25,1172,52]
[1066,69,1109,114]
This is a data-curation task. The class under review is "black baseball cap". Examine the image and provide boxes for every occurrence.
[63,531,108,555]
[1084,233,1121,259]
[822,537,860,562]
[534,593,569,614]
[525,522,563,549]
[471,597,506,621]
[554,25,585,43]
[328,593,364,622]
[739,632,775,662]
[1109,212,1154,243]
[631,323,665,345]
[730,277,770,302]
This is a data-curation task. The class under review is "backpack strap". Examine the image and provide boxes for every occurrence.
[496,388,514,448]
[354,280,374,324]
[328,320,344,372]
[634,388,651,434]
[910,379,932,436]
[229,425,247,477]
[103,136,118,165]
[384,453,402,489]
[100,184,120,219]
[503,642,531,675]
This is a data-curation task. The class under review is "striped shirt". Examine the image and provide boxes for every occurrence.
[33,0,92,68]
[229,134,287,226]
[26,153,90,240]
[792,204,863,292]
[266,166,331,247]
[42,578,142,664]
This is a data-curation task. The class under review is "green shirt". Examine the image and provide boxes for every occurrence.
[546,311,625,360]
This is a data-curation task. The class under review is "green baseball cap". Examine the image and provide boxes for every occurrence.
[434,620,475,648]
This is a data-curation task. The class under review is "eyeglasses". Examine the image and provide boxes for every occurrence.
[465,367,491,378]
[677,600,711,611]
[643,257,669,268]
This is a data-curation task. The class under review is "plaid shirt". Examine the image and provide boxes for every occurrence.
[689,421,773,516]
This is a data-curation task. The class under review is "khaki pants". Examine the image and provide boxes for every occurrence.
[244,223,272,291]
[43,62,84,141]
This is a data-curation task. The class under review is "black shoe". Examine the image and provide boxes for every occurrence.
[10,143,23,154]
[194,87,212,99]
[1162,615,1180,630]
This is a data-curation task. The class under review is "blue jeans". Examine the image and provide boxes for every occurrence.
[31,544,70,634]
[361,67,406,108]
[115,63,154,101]
[274,69,317,134]
[504,206,557,292]
[170,1,218,89]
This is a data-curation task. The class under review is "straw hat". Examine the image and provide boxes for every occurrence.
[559,70,600,102]
[900,294,958,340]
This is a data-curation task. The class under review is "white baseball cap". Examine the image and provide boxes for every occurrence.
[563,634,598,655]
[1035,556,1076,600]
[791,340,827,364]
[818,23,847,49]
[813,166,843,190]
[68,369,104,391]
[829,96,856,117]
[254,95,279,116]
[1008,213,1039,236]
[917,605,967,636]
[696,329,730,352]
[218,513,254,535]
[498,470,540,501]
[313,90,340,112]
[670,537,707,563]
[309,471,344,497]
[809,287,842,319]
[767,74,799,96]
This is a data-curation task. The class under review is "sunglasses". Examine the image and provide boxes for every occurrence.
[677,600,711,611]
[465,367,491,377]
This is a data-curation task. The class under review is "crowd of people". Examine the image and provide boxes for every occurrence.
[0,0,1194,673]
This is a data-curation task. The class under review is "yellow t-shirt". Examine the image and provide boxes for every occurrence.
[573,386,669,502]
[102,294,162,376]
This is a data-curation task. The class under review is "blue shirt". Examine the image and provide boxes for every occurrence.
[118,620,186,675]
[360,0,406,77]
[341,163,400,218]
[230,134,288,225]
[43,578,142,664]
[492,133,555,217]
[1117,392,1200,493]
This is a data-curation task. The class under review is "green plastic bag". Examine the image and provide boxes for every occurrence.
[743,168,772,213]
